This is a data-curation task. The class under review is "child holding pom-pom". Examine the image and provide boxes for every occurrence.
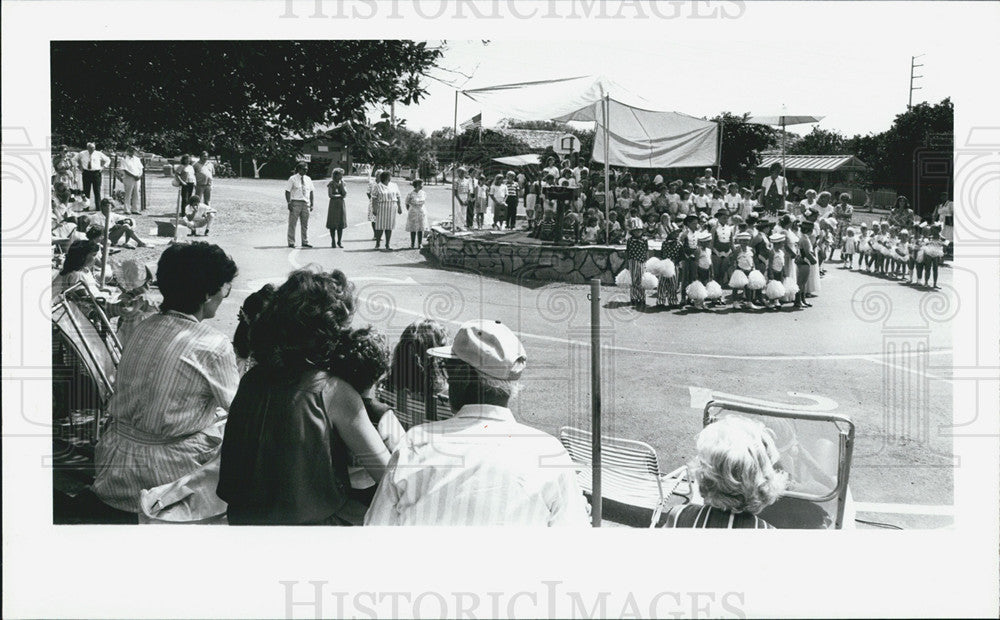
[656,229,682,307]
[922,223,946,288]
[623,221,649,306]
[679,214,701,305]
[750,219,774,307]
[766,231,787,308]
[729,231,757,309]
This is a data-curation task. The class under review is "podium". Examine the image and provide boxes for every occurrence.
[544,185,577,244]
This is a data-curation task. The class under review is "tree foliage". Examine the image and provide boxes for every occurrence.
[788,127,850,155]
[713,112,777,182]
[51,41,444,166]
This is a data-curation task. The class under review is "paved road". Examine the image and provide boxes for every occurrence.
[157,175,956,528]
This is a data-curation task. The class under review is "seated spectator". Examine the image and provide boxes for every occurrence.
[331,325,406,506]
[643,213,659,238]
[90,198,147,248]
[52,240,103,299]
[180,195,216,236]
[581,216,600,244]
[662,415,788,528]
[110,258,159,349]
[92,242,239,520]
[365,319,589,526]
[232,283,276,376]
[218,268,391,525]
[385,318,449,399]
[51,181,81,226]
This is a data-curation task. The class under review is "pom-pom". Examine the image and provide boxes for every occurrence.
[916,248,926,263]
[782,276,799,297]
[685,280,708,302]
[615,268,631,287]
[641,272,659,290]
[765,279,786,300]
[770,251,785,273]
[644,257,661,274]
[923,244,944,259]
[859,239,870,254]
[650,258,676,279]
[747,270,767,290]
[705,280,723,299]
[697,254,712,270]
[729,269,749,289]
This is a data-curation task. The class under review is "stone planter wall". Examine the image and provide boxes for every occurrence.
[423,227,626,285]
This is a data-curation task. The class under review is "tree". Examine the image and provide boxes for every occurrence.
[712,112,777,181]
[845,98,953,213]
[453,129,530,167]
[51,41,443,174]
[788,127,849,155]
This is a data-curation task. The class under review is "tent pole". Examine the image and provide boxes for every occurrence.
[452,90,459,231]
[603,94,610,244]
[717,119,724,179]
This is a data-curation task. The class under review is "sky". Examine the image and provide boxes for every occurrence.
[392,38,960,139]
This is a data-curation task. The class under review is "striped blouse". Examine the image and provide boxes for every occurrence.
[370,182,400,231]
[662,504,774,529]
[364,405,590,526]
[93,310,239,512]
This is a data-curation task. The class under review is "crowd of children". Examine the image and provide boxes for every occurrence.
[616,206,950,311]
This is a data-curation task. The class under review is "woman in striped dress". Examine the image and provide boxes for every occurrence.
[92,242,239,520]
[370,170,402,251]
[662,415,787,529]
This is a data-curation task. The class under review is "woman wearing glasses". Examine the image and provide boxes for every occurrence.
[92,242,240,522]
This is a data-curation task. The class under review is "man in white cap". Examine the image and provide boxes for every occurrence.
[365,319,589,526]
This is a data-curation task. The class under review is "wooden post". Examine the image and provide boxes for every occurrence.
[140,157,147,211]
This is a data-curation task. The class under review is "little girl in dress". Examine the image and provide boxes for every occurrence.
[405,179,428,248]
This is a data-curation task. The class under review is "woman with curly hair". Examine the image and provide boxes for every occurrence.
[217,267,391,525]
[662,415,788,528]
[386,319,450,398]
[232,283,276,375]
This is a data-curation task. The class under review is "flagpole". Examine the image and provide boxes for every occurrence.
[452,90,459,231]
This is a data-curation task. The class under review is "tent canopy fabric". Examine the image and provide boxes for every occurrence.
[492,154,541,167]
[463,75,718,169]
[757,154,867,172]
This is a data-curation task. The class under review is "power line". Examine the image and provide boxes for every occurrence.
[908,54,925,109]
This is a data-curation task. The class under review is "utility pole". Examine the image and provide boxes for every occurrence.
[908,54,924,109]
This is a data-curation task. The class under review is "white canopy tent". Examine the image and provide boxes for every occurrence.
[454,75,720,233]
[492,153,541,167]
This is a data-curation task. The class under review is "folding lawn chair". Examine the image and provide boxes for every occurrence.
[375,387,453,430]
[702,400,856,529]
[559,426,689,527]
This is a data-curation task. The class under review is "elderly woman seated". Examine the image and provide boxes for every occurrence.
[662,415,788,528]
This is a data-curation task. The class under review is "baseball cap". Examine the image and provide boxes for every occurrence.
[428,319,527,381]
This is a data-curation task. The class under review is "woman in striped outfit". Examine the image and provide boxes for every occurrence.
[92,242,239,521]
[624,222,649,307]
[370,170,403,251]
[661,415,786,528]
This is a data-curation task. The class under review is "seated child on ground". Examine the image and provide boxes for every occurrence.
[181,195,216,236]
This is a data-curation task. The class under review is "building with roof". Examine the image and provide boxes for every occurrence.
[758,154,870,202]
[496,128,565,152]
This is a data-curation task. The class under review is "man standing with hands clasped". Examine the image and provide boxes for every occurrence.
[285,161,314,248]
[77,141,111,210]
[365,319,590,526]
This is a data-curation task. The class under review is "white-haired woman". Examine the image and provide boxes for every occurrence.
[662,415,788,528]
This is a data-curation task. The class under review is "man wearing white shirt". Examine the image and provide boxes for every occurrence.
[284,162,314,248]
[194,150,215,206]
[77,142,110,210]
[118,146,144,214]
[365,319,589,527]
[760,162,788,215]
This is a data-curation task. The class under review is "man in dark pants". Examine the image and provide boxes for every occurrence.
[77,142,110,210]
